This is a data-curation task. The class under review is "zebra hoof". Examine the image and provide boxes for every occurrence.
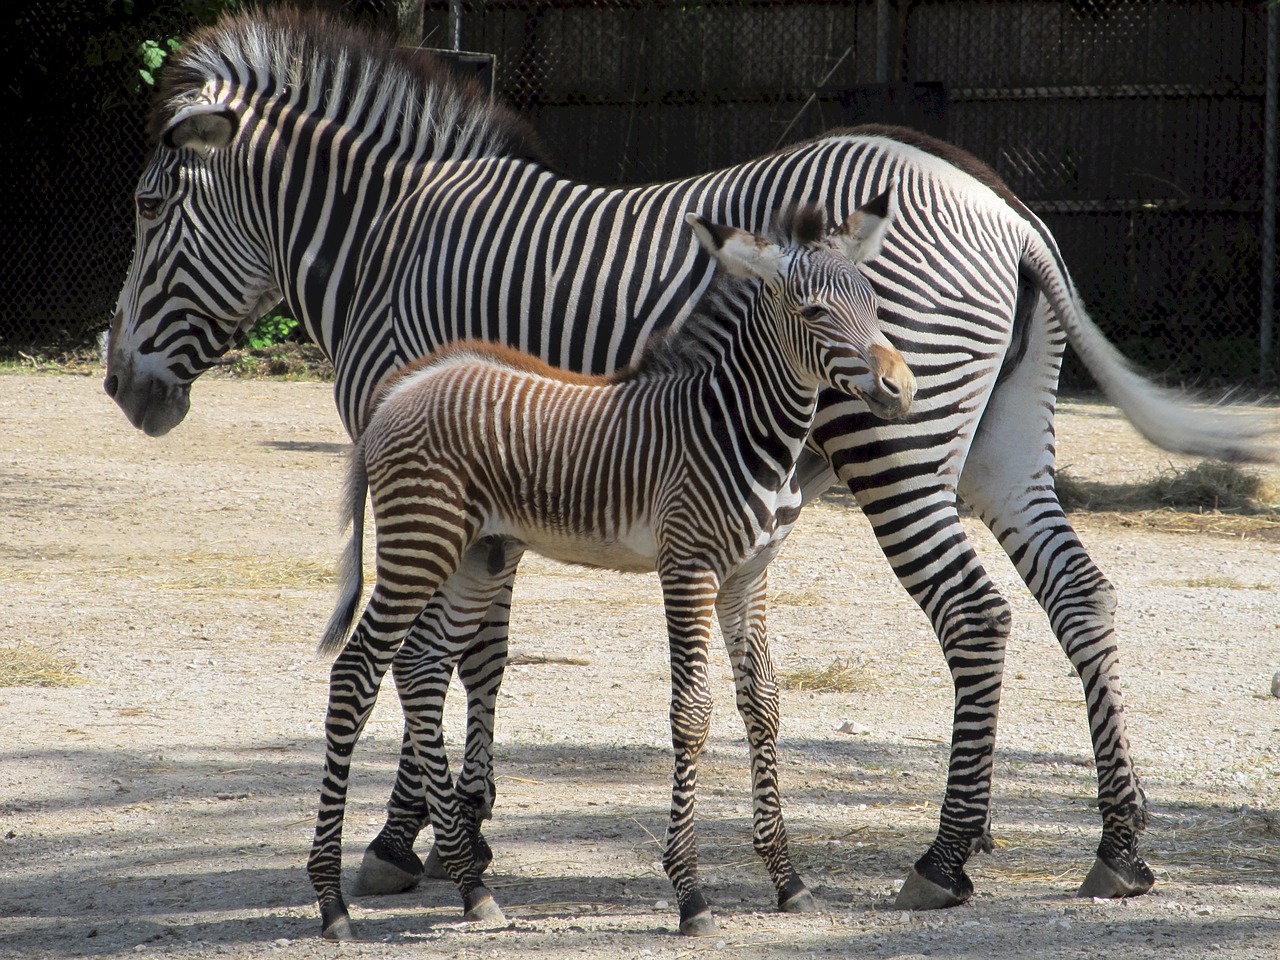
[893,866,972,911]
[1077,855,1155,899]
[464,889,507,927]
[423,844,450,880]
[779,887,817,913]
[678,911,717,937]
[319,903,355,941]
[351,839,423,896]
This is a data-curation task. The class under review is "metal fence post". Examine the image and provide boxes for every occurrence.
[448,0,463,51]
[1263,2,1277,374]
[876,0,892,84]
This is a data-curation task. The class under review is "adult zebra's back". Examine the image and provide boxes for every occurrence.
[105,7,1278,913]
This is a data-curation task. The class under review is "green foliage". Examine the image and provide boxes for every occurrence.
[138,37,182,87]
[243,312,301,350]
[8,1,243,112]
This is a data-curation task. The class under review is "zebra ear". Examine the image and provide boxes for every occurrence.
[832,184,896,264]
[686,213,786,282]
[162,102,239,156]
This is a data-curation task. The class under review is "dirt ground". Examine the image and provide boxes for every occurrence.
[1,370,1277,960]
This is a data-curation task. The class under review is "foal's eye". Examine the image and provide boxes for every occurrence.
[136,196,164,220]
[799,304,825,320]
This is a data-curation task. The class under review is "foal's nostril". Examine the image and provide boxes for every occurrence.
[878,375,901,398]
[104,374,119,398]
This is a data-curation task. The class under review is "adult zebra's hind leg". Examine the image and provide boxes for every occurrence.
[715,565,813,915]
[959,335,1152,900]
[356,562,520,894]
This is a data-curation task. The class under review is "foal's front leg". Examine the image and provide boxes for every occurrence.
[716,566,813,914]
[658,562,720,936]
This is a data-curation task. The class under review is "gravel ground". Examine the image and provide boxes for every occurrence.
[1,371,1277,959]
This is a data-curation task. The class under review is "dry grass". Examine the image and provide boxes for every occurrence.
[0,643,86,688]
[157,553,337,590]
[1057,461,1280,515]
[778,657,877,694]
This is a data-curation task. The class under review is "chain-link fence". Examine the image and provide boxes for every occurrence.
[8,0,1276,387]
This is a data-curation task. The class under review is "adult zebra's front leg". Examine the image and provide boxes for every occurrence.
[355,562,520,895]
[715,564,814,915]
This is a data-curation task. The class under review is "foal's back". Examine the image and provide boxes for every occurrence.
[367,342,677,572]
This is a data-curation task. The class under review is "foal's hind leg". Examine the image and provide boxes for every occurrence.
[959,315,1152,900]
[308,574,453,939]
[356,561,521,893]
[394,538,523,925]
[716,565,813,915]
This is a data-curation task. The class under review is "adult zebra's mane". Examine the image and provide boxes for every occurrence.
[148,6,546,163]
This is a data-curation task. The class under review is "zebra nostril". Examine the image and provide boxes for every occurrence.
[104,374,119,398]
[878,375,901,398]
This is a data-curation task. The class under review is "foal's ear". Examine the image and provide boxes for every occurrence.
[686,213,786,282]
[831,182,897,264]
[162,102,239,156]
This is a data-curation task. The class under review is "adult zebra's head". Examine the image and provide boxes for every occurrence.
[686,190,915,421]
[104,97,282,437]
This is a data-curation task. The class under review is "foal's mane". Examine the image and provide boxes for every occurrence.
[149,6,546,163]
[627,204,828,380]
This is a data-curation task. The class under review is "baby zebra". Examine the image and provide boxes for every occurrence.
[309,196,915,939]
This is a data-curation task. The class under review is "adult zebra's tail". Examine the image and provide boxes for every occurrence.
[1018,223,1280,464]
[318,440,369,658]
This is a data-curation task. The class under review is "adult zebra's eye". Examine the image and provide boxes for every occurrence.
[799,304,824,320]
[136,196,164,219]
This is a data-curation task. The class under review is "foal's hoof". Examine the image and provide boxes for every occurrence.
[1077,854,1155,899]
[678,910,718,937]
[780,888,817,913]
[320,903,355,942]
[464,888,507,927]
[352,839,423,896]
[893,866,972,911]
[422,844,450,880]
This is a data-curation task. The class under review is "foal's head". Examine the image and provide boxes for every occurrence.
[687,191,914,420]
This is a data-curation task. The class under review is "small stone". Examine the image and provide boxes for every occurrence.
[655,900,669,909]
[1270,670,1280,697]
[838,721,870,735]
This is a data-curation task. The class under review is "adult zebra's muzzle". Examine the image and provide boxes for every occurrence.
[104,368,192,437]
[103,331,193,437]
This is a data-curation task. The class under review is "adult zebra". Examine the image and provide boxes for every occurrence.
[105,8,1275,912]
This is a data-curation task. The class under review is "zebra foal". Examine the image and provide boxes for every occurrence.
[308,200,914,939]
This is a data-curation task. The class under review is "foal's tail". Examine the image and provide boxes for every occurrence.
[317,438,368,659]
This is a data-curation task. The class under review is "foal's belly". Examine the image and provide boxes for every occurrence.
[492,520,661,574]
